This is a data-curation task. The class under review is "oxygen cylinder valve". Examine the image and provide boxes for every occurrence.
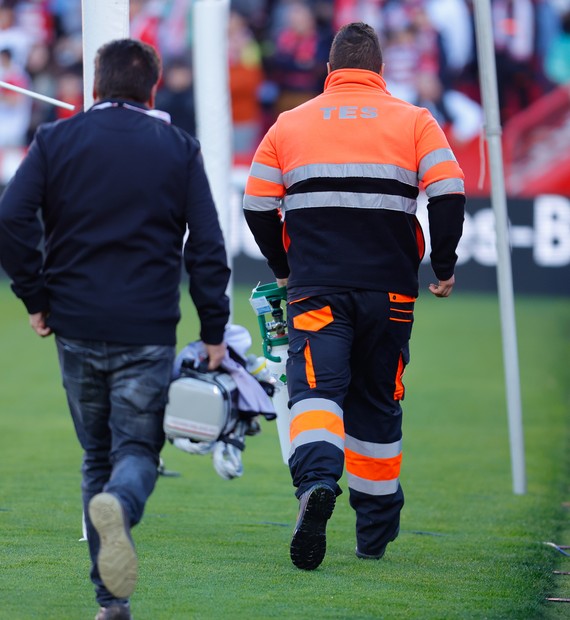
[249,281,291,464]
[249,282,288,362]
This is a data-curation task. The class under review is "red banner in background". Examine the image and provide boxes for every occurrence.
[453,85,570,199]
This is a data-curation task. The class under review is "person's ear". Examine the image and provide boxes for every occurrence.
[147,85,157,109]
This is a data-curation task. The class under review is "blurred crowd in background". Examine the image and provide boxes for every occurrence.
[0,0,569,161]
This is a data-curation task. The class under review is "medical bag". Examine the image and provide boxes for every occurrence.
[163,361,240,443]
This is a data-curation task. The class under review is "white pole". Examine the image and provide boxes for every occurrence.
[472,0,526,494]
[193,0,234,314]
[0,80,75,110]
[79,0,130,541]
[81,0,130,110]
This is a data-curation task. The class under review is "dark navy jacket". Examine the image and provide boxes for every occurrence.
[0,100,230,345]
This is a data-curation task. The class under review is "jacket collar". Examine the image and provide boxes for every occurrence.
[324,69,390,95]
[91,98,148,110]
[90,99,171,124]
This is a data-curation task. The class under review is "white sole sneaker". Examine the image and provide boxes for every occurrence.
[88,493,137,599]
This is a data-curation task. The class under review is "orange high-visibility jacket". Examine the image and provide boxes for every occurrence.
[243,69,465,296]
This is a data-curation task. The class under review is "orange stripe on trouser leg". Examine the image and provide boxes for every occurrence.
[290,410,345,443]
[388,292,417,303]
[304,340,316,388]
[293,306,334,332]
[393,353,405,400]
[345,448,402,481]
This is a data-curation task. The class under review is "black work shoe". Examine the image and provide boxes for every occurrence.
[355,525,399,560]
[89,493,138,599]
[290,483,336,570]
[95,604,132,620]
[355,546,385,560]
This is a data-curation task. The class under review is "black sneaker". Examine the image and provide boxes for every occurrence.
[290,483,336,570]
[88,493,138,599]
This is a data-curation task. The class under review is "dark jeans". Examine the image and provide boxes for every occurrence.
[55,337,175,606]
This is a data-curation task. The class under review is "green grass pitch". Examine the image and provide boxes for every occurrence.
[1,281,569,619]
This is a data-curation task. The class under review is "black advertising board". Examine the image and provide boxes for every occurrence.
[230,190,570,296]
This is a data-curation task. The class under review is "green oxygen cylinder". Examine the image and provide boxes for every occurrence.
[250,282,290,464]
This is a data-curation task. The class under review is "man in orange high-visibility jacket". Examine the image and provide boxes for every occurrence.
[243,22,465,571]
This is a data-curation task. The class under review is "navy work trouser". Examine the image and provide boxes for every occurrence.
[286,290,414,556]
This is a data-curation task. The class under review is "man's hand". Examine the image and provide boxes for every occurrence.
[276,278,288,288]
[29,312,52,337]
[428,275,455,298]
[204,342,227,370]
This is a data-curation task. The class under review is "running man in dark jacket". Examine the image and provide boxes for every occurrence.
[0,39,230,619]
[243,22,464,571]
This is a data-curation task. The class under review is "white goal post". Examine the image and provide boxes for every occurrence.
[81,0,130,110]
[82,0,234,308]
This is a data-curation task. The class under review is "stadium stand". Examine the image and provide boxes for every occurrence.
[503,84,570,197]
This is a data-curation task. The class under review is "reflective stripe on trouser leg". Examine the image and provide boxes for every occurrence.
[345,435,402,496]
[288,398,345,498]
[286,295,354,498]
[342,290,413,556]
[290,398,345,453]
[345,434,404,554]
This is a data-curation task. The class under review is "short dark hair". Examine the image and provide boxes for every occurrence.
[329,22,383,73]
[94,39,161,103]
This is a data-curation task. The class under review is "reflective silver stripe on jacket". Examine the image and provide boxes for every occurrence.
[425,178,465,198]
[418,148,457,180]
[283,192,417,214]
[345,434,402,459]
[283,163,418,187]
[249,162,284,185]
[346,473,400,496]
[243,194,282,211]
